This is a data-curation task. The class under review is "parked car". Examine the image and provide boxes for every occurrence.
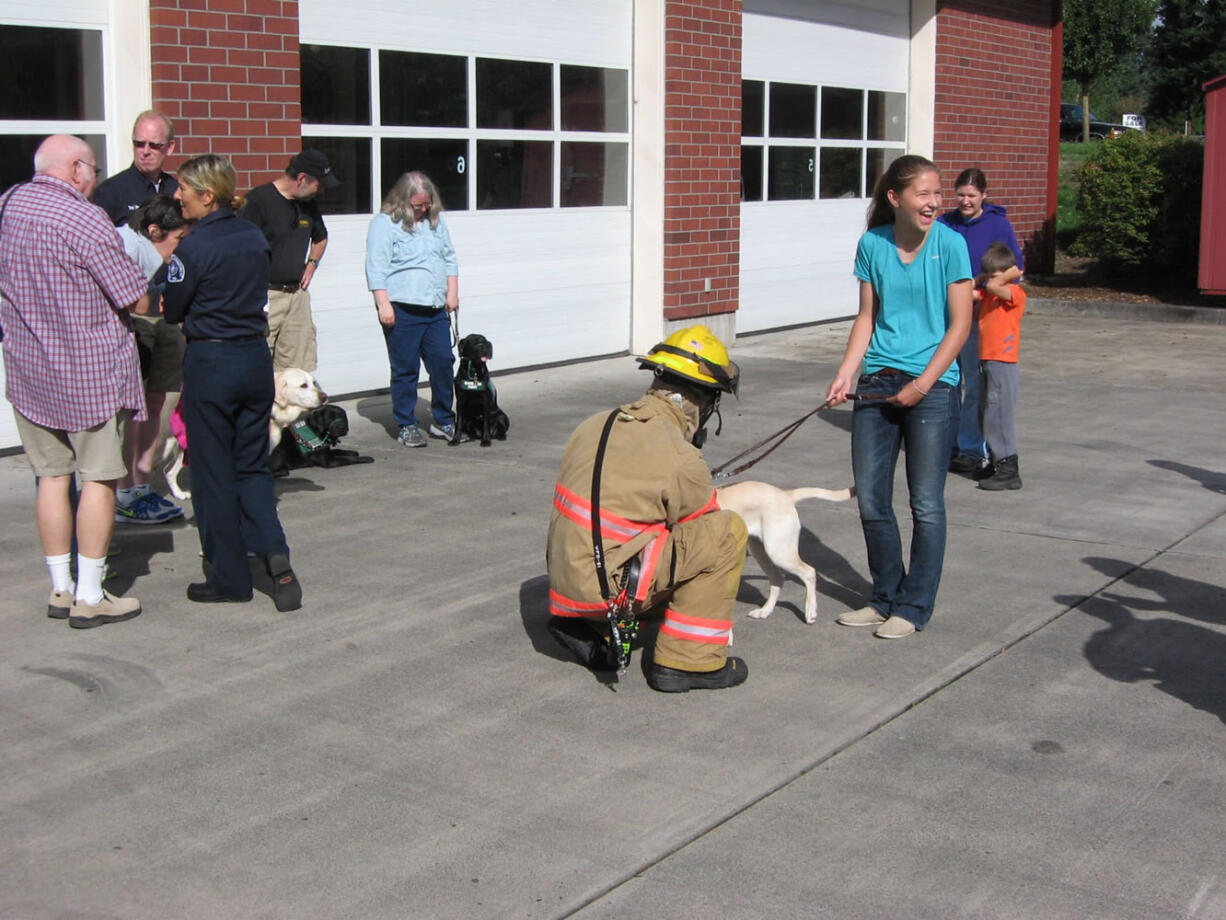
[1060,103,1134,141]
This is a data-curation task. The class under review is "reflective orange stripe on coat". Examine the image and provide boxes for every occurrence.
[659,608,732,646]
[550,483,718,617]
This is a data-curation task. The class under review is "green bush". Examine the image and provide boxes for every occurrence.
[1071,132,1204,286]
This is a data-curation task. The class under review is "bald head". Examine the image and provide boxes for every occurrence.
[34,135,98,196]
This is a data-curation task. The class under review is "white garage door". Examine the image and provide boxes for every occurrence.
[299,0,634,398]
[739,0,910,332]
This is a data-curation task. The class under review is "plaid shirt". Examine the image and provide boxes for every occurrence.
[0,175,147,430]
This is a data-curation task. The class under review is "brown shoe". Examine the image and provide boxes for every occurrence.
[874,615,916,639]
[836,606,887,627]
[68,592,142,629]
[47,589,74,619]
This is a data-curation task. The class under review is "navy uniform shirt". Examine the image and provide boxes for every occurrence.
[92,164,179,226]
[163,208,271,341]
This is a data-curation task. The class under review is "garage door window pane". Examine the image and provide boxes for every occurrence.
[560,66,628,132]
[477,140,552,209]
[381,138,469,211]
[767,147,814,200]
[742,80,764,138]
[821,87,863,140]
[561,142,627,207]
[0,133,105,192]
[380,51,467,128]
[305,137,371,215]
[820,148,861,199]
[866,148,902,198]
[477,59,552,130]
[867,91,905,142]
[741,146,763,201]
[302,46,370,125]
[769,83,815,138]
[0,25,102,120]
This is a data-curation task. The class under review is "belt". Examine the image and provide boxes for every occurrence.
[270,282,301,293]
[186,334,264,344]
[874,367,906,376]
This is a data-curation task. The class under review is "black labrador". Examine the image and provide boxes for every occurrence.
[450,333,510,447]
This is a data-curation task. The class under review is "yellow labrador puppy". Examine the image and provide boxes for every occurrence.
[270,367,327,453]
[716,481,853,625]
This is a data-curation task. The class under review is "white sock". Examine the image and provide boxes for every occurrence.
[46,553,75,594]
[75,555,107,605]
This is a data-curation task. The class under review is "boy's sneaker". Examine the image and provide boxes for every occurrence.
[428,422,470,442]
[397,424,428,448]
[115,492,182,524]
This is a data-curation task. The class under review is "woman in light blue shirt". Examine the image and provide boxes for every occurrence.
[365,171,461,448]
[824,155,973,639]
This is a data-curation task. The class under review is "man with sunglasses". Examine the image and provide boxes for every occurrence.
[92,111,179,226]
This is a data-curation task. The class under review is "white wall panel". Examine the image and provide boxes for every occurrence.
[0,1,107,26]
[301,0,632,66]
[739,6,909,332]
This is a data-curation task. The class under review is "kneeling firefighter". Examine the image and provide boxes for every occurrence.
[545,325,749,691]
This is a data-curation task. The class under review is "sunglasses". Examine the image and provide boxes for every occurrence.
[132,140,168,151]
[75,159,101,177]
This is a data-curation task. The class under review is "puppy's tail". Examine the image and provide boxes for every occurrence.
[788,486,855,504]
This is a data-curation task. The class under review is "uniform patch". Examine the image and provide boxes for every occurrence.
[167,254,185,284]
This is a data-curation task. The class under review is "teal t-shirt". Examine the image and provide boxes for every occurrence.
[854,221,972,386]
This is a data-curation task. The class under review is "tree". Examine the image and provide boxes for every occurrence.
[1064,0,1159,139]
[1147,0,1226,132]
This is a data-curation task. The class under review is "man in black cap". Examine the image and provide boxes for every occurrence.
[240,149,339,372]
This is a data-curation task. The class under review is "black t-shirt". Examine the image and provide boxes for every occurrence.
[239,182,327,285]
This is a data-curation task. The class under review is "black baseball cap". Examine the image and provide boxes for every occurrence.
[289,149,340,189]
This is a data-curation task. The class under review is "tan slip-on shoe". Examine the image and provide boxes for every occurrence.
[874,615,916,639]
[836,606,887,627]
[48,590,74,619]
[68,592,142,630]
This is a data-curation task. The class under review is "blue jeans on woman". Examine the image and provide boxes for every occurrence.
[851,370,956,629]
[382,305,455,429]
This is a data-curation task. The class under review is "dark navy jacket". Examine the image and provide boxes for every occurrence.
[92,164,179,226]
[163,208,271,341]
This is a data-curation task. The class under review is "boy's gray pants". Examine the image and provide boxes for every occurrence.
[980,360,1019,459]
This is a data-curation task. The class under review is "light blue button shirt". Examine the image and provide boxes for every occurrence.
[365,212,458,308]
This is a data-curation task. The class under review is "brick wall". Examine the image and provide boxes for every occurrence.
[933,0,1060,274]
[662,0,742,323]
[150,0,301,193]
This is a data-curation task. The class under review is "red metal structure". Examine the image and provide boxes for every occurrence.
[1200,74,1226,295]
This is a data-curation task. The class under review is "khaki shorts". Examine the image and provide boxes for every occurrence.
[15,410,128,481]
[133,314,186,392]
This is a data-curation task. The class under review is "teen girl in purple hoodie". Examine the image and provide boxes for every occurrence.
[938,168,1024,474]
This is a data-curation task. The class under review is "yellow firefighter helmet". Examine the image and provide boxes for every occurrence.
[638,325,739,395]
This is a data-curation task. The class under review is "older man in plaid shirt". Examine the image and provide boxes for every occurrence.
[0,135,150,628]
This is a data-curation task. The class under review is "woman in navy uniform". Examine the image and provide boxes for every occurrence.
[163,154,302,610]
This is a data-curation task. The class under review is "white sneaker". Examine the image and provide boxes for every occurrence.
[836,606,887,627]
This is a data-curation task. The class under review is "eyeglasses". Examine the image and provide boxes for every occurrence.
[75,159,101,177]
[132,140,167,151]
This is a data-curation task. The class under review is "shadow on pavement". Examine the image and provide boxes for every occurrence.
[1148,458,1226,495]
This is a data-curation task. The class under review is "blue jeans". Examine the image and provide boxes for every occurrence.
[382,306,455,429]
[851,371,955,629]
[952,321,986,459]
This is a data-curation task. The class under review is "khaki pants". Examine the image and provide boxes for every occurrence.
[266,288,317,372]
[644,509,747,673]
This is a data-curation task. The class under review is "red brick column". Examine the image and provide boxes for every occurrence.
[933,0,1060,274]
[662,0,742,323]
[150,0,301,192]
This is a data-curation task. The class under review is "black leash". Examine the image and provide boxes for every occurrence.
[590,409,641,678]
[709,393,885,482]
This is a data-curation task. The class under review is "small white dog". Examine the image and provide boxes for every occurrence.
[716,481,854,625]
[269,367,327,452]
[156,368,327,501]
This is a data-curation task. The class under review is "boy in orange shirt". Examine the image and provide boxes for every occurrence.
[975,242,1026,490]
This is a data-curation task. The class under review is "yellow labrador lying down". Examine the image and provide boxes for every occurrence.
[716,481,854,625]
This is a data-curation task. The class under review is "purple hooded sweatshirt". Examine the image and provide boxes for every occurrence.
[937,202,1024,282]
